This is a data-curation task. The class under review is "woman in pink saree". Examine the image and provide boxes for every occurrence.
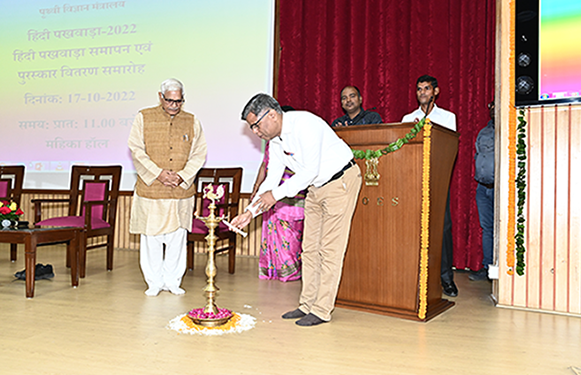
[252,141,305,282]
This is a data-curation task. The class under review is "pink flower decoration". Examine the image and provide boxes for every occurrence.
[188,307,232,320]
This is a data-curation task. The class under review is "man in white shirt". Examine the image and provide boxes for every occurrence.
[402,75,458,298]
[401,76,456,131]
[231,93,362,326]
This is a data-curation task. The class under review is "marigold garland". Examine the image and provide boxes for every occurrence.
[418,121,432,320]
[506,0,516,276]
[352,118,427,160]
[167,312,256,336]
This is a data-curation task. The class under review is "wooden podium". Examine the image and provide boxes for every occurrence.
[334,122,458,322]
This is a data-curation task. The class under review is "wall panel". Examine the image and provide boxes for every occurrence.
[570,108,581,314]
[497,105,581,315]
[496,0,581,316]
[19,192,263,257]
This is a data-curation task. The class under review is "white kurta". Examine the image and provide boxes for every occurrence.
[128,111,207,236]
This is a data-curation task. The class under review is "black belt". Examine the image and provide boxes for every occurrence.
[480,182,494,189]
[322,159,356,186]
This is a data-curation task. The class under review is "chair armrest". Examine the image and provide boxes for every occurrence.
[31,198,71,223]
[30,198,70,203]
[82,199,112,229]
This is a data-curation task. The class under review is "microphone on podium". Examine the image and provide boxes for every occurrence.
[422,96,434,120]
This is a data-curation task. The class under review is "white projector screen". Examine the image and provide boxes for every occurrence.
[0,0,273,191]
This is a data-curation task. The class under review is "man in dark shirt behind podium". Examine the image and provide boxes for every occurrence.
[331,86,382,127]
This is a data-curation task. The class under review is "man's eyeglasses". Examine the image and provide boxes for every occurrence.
[162,94,185,105]
[249,109,270,131]
[488,102,495,109]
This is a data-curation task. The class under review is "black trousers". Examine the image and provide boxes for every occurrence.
[441,190,454,284]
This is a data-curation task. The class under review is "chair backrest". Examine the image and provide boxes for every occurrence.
[0,180,10,200]
[81,180,110,220]
[0,165,25,206]
[68,165,122,224]
[194,168,242,221]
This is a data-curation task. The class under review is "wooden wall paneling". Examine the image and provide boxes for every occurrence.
[540,106,557,311]
[541,106,559,310]
[554,106,572,313]
[118,194,138,250]
[116,194,125,250]
[239,196,250,256]
[122,195,129,249]
[525,108,543,309]
[568,106,581,314]
[237,196,263,258]
[19,192,262,257]
[20,193,31,223]
[250,215,263,257]
[496,0,512,307]
[246,196,256,257]
[496,0,580,316]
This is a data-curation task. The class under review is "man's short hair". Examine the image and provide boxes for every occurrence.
[342,85,362,97]
[241,93,283,121]
[416,75,438,89]
[160,78,184,95]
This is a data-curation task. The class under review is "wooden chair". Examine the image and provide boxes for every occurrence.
[0,165,25,262]
[187,167,242,274]
[32,165,122,278]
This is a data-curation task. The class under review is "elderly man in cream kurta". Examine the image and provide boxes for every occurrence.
[128,78,207,297]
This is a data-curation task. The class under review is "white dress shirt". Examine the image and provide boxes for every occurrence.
[401,104,456,131]
[249,110,353,216]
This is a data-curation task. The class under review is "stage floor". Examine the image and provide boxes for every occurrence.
[1,244,579,375]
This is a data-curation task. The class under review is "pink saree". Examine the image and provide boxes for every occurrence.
[258,142,305,282]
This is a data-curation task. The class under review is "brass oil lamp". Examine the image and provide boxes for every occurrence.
[187,184,233,327]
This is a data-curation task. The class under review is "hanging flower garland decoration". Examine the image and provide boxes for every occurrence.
[506,0,517,275]
[352,118,427,159]
[418,122,432,320]
[514,108,527,276]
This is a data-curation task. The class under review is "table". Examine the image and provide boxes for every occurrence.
[0,226,81,298]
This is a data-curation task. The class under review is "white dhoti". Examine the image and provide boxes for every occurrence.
[139,228,188,290]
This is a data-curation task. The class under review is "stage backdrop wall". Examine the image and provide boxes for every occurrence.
[276,0,496,271]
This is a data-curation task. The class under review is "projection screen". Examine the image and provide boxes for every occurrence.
[0,0,273,191]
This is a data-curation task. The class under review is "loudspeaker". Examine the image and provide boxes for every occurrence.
[515,1,539,106]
